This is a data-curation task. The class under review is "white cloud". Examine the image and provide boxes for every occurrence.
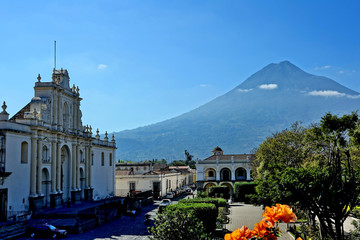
[314,65,331,70]
[238,88,253,93]
[308,90,360,99]
[308,90,345,97]
[259,84,278,90]
[346,94,360,99]
[199,84,208,88]
[98,64,108,70]
[338,70,345,74]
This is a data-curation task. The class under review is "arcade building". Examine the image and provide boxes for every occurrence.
[195,147,254,196]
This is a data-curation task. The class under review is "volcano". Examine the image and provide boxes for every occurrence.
[114,61,360,161]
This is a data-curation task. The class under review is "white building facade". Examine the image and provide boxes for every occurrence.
[0,69,116,221]
[115,163,194,199]
[195,147,254,195]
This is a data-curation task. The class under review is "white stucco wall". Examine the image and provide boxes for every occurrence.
[3,132,31,218]
[91,146,115,199]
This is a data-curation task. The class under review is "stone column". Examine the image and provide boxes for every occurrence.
[57,94,61,127]
[71,144,76,190]
[36,138,42,195]
[73,102,77,130]
[56,142,61,192]
[76,145,80,189]
[231,166,235,181]
[51,141,56,193]
[30,137,37,196]
[52,92,57,125]
[84,145,89,187]
[88,146,92,187]
[216,167,220,181]
[246,168,251,181]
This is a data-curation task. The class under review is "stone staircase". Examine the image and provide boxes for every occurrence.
[0,221,28,239]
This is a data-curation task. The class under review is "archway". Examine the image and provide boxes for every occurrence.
[61,145,71,201]
[205,168,216,181]
[41,168,50,207]
[220,168,231,181]
[204,183,216,195]
[235,167,247,181]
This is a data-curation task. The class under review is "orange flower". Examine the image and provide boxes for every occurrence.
[251,220,269,238]
[224,225,253,240]
[262,204,297,226]
[296,238,303,240]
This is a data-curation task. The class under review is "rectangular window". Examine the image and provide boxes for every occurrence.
[129,182,135,192]
[101,152,104,166]
[109,153,112,166]
[21,141,28,164]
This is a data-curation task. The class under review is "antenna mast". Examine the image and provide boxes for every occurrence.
[54,40,56,70]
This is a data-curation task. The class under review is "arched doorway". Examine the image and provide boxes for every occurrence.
[61,145,71,201]
[41,168,50,208]
[80,168,85,199]
[220,168,231,181]
[235,167,247,181]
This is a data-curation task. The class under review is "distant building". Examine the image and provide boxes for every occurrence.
[115,163,194,199]
[195,147,254,196]
[0,69,116,221]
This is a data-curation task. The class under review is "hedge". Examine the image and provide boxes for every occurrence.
[234,182,257,202]
[166,203,217,233]
[208,186,230,199]
[179,197,227,210]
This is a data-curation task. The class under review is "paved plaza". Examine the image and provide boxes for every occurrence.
[18,200,358,240]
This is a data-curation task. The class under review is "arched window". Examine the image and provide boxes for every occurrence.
[42,145,49,162]
[109,153,112,166]
[101,152,104,166]
[208,170,214,177]
[221,168,231,181]
[235,168,247,180]
[21,141,29,163]
[80,150,84,163]
[91,152,94,165]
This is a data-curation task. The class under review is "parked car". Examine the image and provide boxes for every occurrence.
[185,188,193,195]
[159,199,172,206]
[158,199,172,213]
[165,192,175,199]
[27,223,67,238]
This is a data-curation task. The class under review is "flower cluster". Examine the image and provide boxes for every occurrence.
[224,204,297,240]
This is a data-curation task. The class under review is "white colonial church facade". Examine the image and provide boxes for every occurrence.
[0,69,116,221]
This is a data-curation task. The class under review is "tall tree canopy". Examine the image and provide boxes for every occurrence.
[252,113,360,239]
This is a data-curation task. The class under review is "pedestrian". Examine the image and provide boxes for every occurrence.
[132,209,136,220]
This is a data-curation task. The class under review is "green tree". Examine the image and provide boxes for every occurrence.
[253,113,360,240]
[148,210,209,240]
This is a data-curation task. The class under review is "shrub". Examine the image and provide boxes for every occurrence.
[234,182,257,202]
[166,203,217,233]
[196,190,208,198]
[216,198,227,207]
[148,210,209,240]
[208,186,230,199]
[179,197,226,211]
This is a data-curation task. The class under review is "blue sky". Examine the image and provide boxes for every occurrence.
[1,1,359,133]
